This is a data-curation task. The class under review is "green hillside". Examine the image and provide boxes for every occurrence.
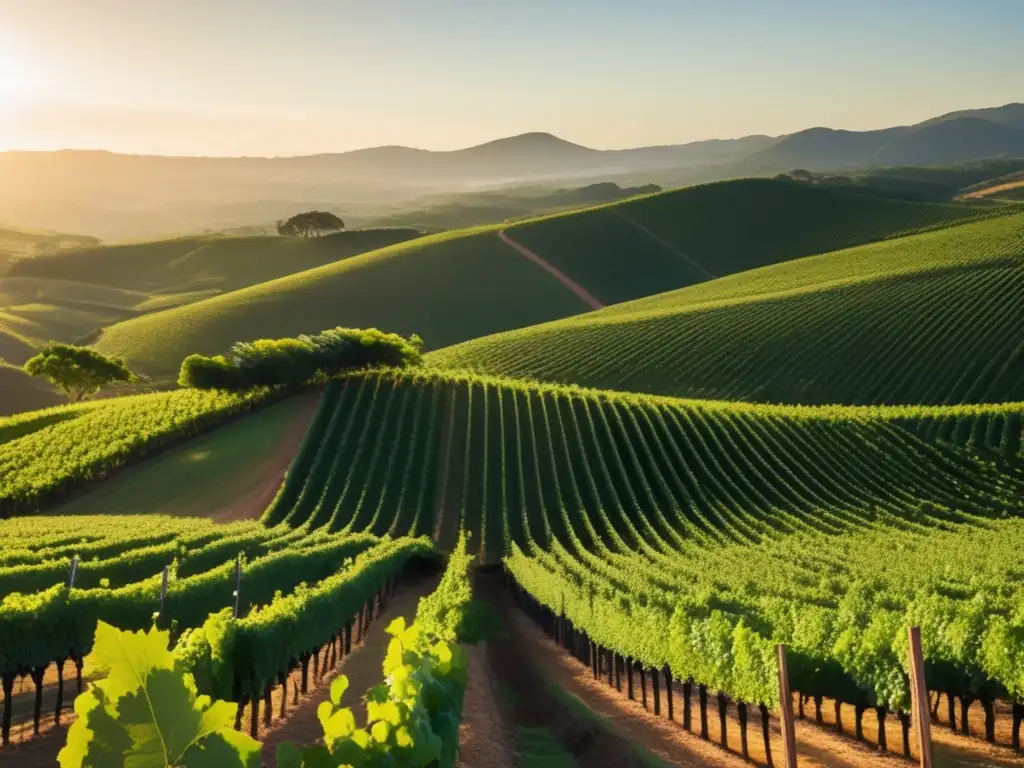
[261,369,1022,564]
[89,180,1000,383]
[0,363,63,416]
[94,227,589,380]
[0,229,425,350]
[432,212,1024,405]
[501,177,1000,306]
[7,228,423,295]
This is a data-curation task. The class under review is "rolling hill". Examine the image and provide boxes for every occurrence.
[0,363,63,416]
[93,227,590,380]
[498,177,999,305]
[431,211,1024,406]
[0,228,424,372]
[88,180,997,382]
[365,181,662,232]
[7,228,422,296]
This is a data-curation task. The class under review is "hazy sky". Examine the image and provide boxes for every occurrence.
[0,0,1021,156]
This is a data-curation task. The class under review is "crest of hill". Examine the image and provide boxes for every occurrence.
[497,177,998,305]
[92,226,590,380]
[750,103,1024,170]
[0,228,424,350]
[8,227,423,295]
[920,102,1024,130]
[430,211,1024,406]
[90,179,992,381]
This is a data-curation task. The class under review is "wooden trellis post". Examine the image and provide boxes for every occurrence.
[777,644,797,768]
[908,627,933,768]
[233,554,242,618]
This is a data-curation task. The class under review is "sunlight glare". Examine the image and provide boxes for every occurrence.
[0,44,34,107]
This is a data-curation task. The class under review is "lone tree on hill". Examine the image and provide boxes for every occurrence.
[277,211,346,238]
[24,343,136,402]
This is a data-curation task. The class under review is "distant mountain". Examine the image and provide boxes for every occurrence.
[874,117,1024,165]
[919,102,1024,130]
[750,103,1024,171]
[1,102,1021,239]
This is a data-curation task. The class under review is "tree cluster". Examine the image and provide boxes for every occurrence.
[178,327,423,391]
[24,343,136,402]
[276,211,346,238]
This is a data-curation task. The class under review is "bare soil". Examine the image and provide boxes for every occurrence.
[258,575,439,766]
[456,642,517,768]
[494,571,1023,768]
[211,389,321,522]
[959,179,1024,199]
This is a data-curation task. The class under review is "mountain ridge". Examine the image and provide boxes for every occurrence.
[2,102,1020,240]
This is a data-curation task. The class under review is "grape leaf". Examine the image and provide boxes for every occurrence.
[58,621,260,768]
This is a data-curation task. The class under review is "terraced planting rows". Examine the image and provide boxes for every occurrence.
[239,367,1024,758]
[502,177,1004,305]
[264,369,1024,564]
[433,210,1024,405]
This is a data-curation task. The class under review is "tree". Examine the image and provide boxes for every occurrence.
[277,211,346,238]
[24,343,136,402]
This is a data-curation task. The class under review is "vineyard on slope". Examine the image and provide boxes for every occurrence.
[431,211,1024,405]
[502,176,1005,305]
[261,369,1024,563]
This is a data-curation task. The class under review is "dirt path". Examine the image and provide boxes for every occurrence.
[802,692,1024,767]
[456,643,517,768]
[497,229,605,310]
[959,179,1024,199]
[489,611,674,766]
[259,575,439,766]
[608,209,716,280]
[211,389,322,522]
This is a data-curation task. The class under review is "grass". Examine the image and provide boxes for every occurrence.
[0,230,426,356]
[0,386,275,515]
[501,177,1004,306]
[7,228,424,295]
[94,226,588,380]
[515,727,578,767]
[546,683,674,768]
[90,179,1002,383]
[50,395,311,517]
[431,212,1024,405]
[0,363,63,416]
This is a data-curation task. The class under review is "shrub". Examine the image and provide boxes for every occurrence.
[178,327,423,391]
[178,354,245,390]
